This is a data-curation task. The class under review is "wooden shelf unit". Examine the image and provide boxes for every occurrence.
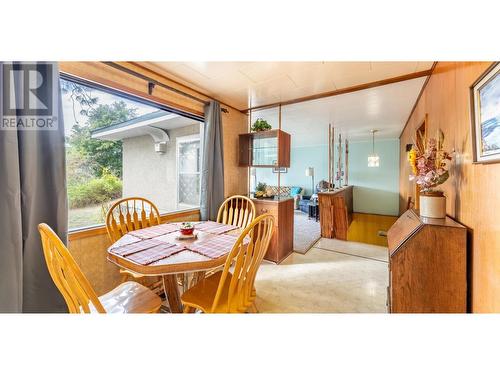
[387,209,467,313]
[239,129,291,168]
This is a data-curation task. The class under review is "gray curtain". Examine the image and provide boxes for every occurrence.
[0,62,68,312]
[200,100,225,221]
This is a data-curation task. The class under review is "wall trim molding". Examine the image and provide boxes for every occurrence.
[243,69,434,113]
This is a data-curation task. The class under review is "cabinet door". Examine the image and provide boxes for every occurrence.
[252,136,278,166]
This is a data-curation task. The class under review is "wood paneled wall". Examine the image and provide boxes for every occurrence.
[399,62,500,312]
[59,62,248,197]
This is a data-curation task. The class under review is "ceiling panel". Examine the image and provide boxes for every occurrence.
[138,62,429,145]
[251,77,427,144]
[144,61,433,110]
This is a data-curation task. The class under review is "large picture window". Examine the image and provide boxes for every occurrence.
[60,75,203,230]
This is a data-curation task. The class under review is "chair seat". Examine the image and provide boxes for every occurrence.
[98,281,162,313]
[181,271,256,313]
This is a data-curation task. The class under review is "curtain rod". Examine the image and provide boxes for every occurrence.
[103,62,228,113]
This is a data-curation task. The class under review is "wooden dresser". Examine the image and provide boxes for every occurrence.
[387,209,467,313]
[318,186,353,240]
[251,197,294,263]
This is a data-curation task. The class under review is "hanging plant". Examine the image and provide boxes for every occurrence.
[251,118,272,132]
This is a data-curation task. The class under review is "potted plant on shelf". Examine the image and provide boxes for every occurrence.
[408,129,453,218]
[254,182,274,199]
[251,118,272,132]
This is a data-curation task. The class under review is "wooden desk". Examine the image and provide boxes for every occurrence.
[387,209,467,313]
[318,186,353,240]
[107,223,242,313]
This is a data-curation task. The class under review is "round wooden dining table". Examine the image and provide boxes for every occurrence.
[106,222,242,313]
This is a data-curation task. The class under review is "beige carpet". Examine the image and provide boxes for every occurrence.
[293,210,321,254]
[254,239,389,313]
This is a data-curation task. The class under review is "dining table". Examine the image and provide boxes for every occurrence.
[106,221,243,313]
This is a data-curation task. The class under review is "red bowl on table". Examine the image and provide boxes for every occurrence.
[180,223,195,236]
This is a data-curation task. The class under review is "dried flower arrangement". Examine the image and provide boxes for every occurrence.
[408,129,453,193]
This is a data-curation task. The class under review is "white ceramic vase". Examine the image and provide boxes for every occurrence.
[419,192,446,219]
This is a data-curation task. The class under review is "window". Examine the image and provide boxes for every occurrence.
[177,135,201,208]
[60,75,204,230]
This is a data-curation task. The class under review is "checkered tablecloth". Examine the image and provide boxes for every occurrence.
[194,221,239,235]
[126,243,185,265]
[130,223,180,239]
[108,221,249,266]
[184,234,249,259]
[109,234,141,250]
[110,238,165,257]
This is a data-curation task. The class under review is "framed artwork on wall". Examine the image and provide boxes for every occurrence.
[471,62,500,163]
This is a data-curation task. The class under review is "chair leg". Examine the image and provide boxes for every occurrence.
[249,302,258,313]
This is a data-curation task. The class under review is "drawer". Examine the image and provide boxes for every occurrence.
[254,204,278,219]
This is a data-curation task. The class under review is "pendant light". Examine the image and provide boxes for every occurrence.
[368,129,380,167]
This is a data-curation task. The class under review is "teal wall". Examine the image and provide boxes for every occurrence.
[348,139,400,216]
[254,139,400,216]
[254,144,329,196]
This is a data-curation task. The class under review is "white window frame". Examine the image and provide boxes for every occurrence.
[176,133,201,210]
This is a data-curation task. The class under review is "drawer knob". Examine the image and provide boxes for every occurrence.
[261,209,268,213]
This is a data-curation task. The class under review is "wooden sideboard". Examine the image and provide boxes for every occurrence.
[318,186,353,240]
[387,209,467,313]
[251,197,294,263]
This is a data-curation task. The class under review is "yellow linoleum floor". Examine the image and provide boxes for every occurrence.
[254,238,389,313]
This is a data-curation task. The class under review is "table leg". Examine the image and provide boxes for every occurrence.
[162,275,183,313]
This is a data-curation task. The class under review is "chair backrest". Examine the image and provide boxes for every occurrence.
[106,197,161,242]
[216,195,256,230]
[211,213,275,313]
[38,223,105,313]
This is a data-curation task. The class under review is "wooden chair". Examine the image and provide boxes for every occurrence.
[181,214,275,313]
[105,197,162,287]
[216,195,256,230]
[38,223,162,313]
[106,197,161,243]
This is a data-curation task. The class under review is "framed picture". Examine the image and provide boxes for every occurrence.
[272,167,287,173]
[471,62,500,163]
